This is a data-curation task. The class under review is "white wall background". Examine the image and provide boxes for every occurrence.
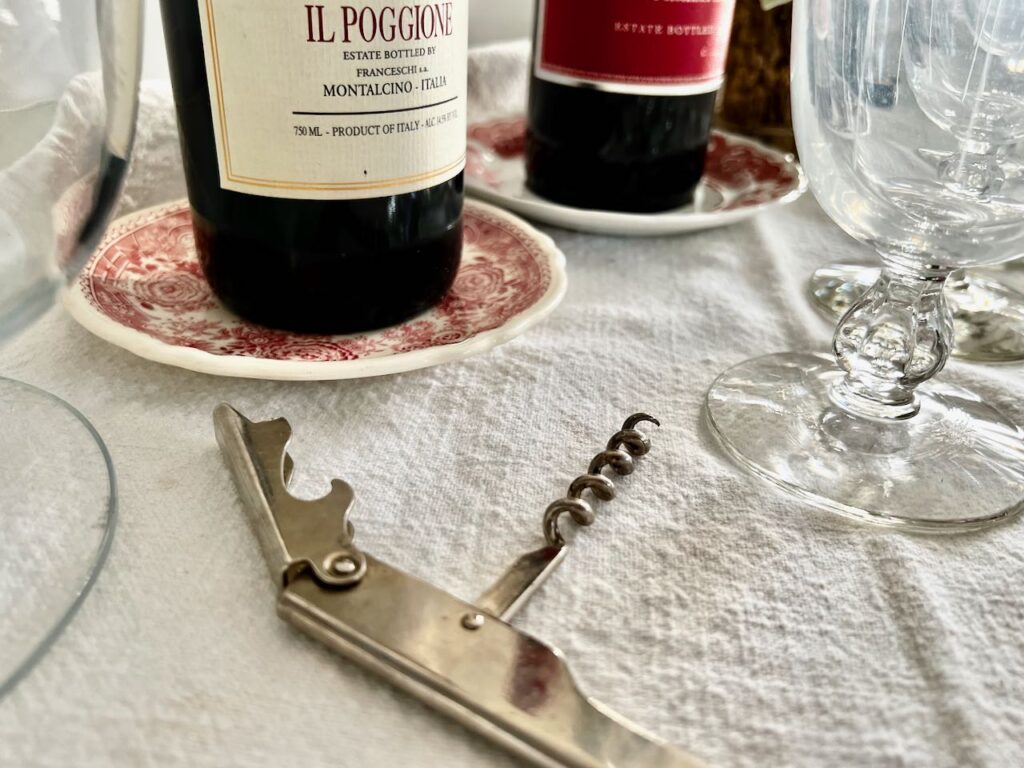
[142,0,534,79]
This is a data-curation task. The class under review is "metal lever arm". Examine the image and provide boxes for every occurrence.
[213,404,365,587]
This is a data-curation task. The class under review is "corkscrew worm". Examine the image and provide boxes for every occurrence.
[543,414,660,547]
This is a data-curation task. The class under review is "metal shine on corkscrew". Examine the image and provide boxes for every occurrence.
[213,404,702,768]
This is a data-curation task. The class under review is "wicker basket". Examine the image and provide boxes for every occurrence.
[717,0,795,153]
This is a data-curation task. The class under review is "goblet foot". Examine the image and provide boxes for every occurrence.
[809,264,1024,363]
[706,353,1024,533]
[0,378,117,696]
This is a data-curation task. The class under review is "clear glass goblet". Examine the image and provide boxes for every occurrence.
[706,0,1024,531]
[0,0,141,695]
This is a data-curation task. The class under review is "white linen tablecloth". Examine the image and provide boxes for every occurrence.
[3,42,1024,768]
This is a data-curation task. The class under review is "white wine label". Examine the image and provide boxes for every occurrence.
[196,0,467,200]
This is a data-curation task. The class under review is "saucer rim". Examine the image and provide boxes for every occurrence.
[466,124,807,237]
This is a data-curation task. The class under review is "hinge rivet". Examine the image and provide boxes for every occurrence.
[330,556,359,576]
[461,612,486,630]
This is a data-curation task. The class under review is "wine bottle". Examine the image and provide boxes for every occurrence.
[159,1,468,333]
[527,0,736,213]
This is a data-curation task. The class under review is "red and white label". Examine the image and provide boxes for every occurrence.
[535,0,736,95]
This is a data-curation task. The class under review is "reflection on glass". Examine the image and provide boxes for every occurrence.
[0,0,141,696]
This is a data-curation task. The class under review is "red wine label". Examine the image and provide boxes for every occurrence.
[534,0,736,95]
[196,1,467,200]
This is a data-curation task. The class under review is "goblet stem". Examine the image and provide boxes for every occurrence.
[946,269,969,292]
[830,262,953,421]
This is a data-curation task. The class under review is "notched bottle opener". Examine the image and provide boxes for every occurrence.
[213,404,704,768]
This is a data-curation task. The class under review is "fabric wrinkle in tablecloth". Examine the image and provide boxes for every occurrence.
[2,41,1023,768]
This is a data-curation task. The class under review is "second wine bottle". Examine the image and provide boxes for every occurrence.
[527,0,736,213]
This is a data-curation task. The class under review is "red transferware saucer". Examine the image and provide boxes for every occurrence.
[466,116,806,237]
[64,198,567,380]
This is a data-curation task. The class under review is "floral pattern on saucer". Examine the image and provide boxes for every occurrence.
[466,117,806,237]
[67,199,567,380]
